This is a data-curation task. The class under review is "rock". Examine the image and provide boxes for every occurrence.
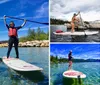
[0,40,49,47]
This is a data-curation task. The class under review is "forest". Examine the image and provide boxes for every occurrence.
[50,55,100,63]
[20,27,49,42]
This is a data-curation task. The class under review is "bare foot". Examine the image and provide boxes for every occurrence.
[6,58,10,61]
[71,30,75,33]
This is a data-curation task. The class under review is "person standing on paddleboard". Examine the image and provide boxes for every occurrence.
[71,11,80,32]
[68,50,73,70]
[4,15,26,59]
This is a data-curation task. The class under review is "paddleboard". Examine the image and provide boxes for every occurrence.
[53,31,99,36]
[63,70,86,78]
[2,57,43,71]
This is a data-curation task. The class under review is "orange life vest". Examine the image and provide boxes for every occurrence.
[8,28,17,37]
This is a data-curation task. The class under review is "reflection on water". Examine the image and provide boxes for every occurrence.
[51,62,100,85]
[50,25,100,42]
[63,77,84,85]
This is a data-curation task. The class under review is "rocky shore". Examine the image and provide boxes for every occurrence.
[0,40,49,47]
[65,21,100,29]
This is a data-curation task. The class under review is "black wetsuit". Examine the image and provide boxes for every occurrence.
[6,24,22,58]
[68,52,72,61]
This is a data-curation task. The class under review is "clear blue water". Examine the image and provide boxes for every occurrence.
[50,25,100,42]
[50,62,100,85]
[0,47,49,85]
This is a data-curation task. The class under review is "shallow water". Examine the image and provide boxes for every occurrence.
[50,62,100,85]
[0,47,49,85]
[50,25,100,42]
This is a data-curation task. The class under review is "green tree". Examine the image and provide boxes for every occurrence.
[37,27,41,40]
[27,28,36,40]
[19,27,49,42]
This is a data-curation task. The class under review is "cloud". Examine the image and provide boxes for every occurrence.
[0,30,8,33]
[50,44,100,59]
[18,0,41,9]
[0,13,26,21]
[0,17,3,20]
[34,2,49,18]
[0,0,11,4]
[18,13,26,17]
[15,13,26,17]
[50,0,100,21]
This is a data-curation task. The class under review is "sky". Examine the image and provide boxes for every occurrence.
[0,0,49,41]
[50,0,100,21]
[50,44,100,59]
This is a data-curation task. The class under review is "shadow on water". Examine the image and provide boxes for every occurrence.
[8,68,45,83]
[17,71,44,82]
[63,77,84,85]
[71,35,87,42]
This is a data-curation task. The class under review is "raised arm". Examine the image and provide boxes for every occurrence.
[16,19,26,30]
[76,11,80,16]
[4,15,9,29]
[21,19,26,27]
[4,15,7,25]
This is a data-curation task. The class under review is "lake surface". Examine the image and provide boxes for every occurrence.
[50,62,100,85]
[0,47,49,85]
[50,25,100,42]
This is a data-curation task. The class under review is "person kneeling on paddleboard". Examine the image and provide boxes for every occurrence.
[68,50,73,70]
[4,15,26,59]
[71,11,80,33]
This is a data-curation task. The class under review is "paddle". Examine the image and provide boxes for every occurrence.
[5,16,49,25]
[79,13,87,36]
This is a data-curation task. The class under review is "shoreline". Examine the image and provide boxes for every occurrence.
[0,40,49,47]
[51,24,100,29]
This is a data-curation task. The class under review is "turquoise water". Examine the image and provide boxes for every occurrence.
[51,62,100,85]
[0,47,49,85]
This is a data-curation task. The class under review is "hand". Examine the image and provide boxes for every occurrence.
[4,15,6,19]
[24,19,27,22]
[78,11,80,14]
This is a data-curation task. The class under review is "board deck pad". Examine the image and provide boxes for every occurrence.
[3,57,43,71]
[53,31,99,36]
[63,70,86,78]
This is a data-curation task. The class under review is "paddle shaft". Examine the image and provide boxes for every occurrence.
[79,13,86,36]
[5,16,49,25]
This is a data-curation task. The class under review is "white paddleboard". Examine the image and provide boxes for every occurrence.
[63,70,86,78]
[53,31,99,36]
[2,57,43,71]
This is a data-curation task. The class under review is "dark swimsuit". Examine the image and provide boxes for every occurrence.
[68,52,72,61]
[6,24,22,58]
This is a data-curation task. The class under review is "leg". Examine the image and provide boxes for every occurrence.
[68,61,72,70]
[71,23,75,33]
[69,61,72,69]
[76,26,78,31]
[68,61,70,70]
[14,38,19,58]
[7,38,13,58]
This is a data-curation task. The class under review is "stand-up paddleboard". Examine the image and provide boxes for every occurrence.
[53,31,99,36]
[2,57,43,71]
[63,69,86,78]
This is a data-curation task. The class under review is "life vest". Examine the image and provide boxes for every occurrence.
[8,28,17,37]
